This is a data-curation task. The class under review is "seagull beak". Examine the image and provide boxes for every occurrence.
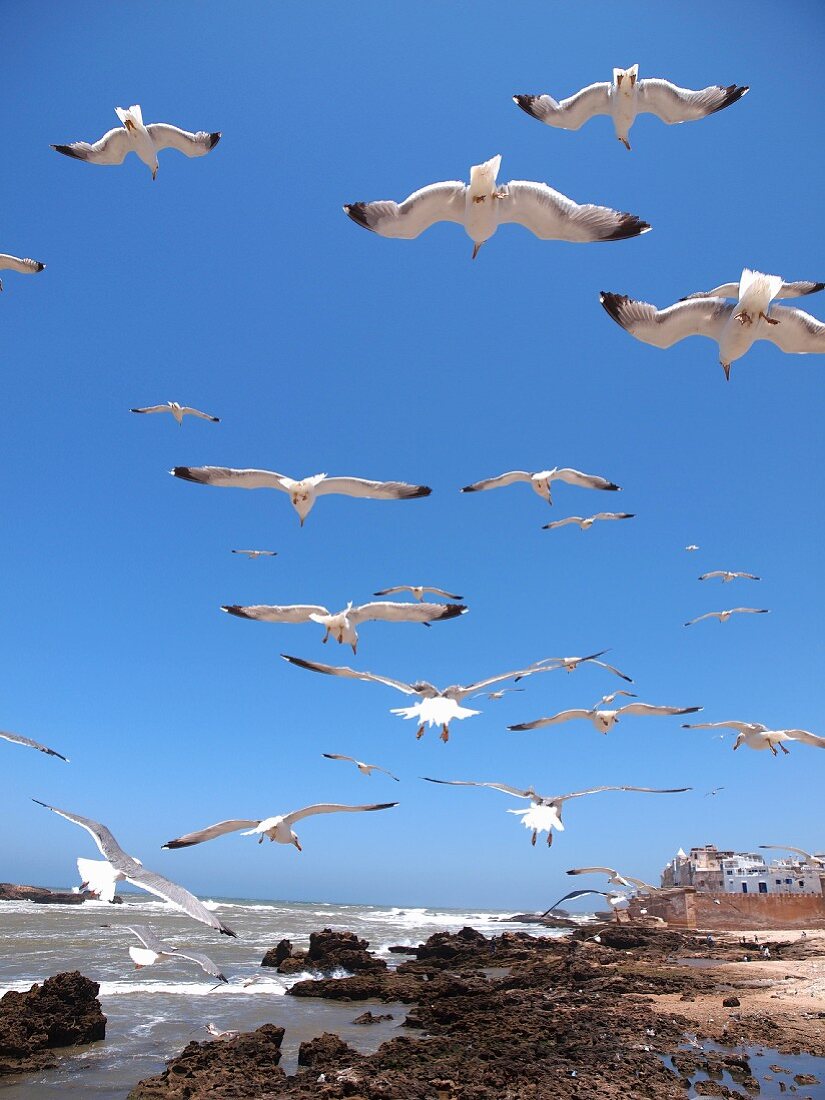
[293,838,302,852]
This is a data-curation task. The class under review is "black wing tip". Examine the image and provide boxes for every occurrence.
[599,291,632,324]
[221,605,247,618]
[171,466,201,482]
[220,925,237,938]
[806,282,825,295]
[459,484,477,493]
[52,143,85,160]
[161,840,192,850]
[604,214,651,242]
[33,261,46,273]
[711,85,749,114]
[50,749,70,762]
[343,203,375,231]
[281,653,320,673]
[513,94,542,119]
[216,973,228,982]
[208,132,222,149]
[369,802,399,811]
[604,482,621,492]
[439,603,468,621]
[32,798,51,808]
[406,485,431,498]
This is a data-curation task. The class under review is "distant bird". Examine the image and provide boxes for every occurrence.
[322,753,399,781]
[543,512,634,531]
[33,801,235,936]
[540,888,626,917]
[699,571,760,583]
[231,549,277,559]
[758,845,824,869]
[116,925,227,982]
[130,402,219,425]
[523,650,633,683]
[222,600,466,653]
[685,545,700,552]
[566,866,657,892]
[682,720,825,755]
[52,105,221,179]
[596,690,638,706]
[76,857,123,902]
[510,701,701,735]
[282,654,558,741]
[171,466,431,526]
[704,787,725,798]
[0,253,45,293]
[344,154,649,259]
[514,65,747,150]
[600,269,825,379]
[373,585,463,601]
[422,779,690,846]
[472,687,526,701]
[1,729,67,762]
[684,608,769,626]
[163,802,397,852]
[461,467,620,505]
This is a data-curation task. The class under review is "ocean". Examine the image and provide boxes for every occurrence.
[0,894,567,1097]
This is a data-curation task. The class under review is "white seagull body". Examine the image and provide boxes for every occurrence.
[118,925,227,982]
[322,753,400,781]
[758,845,824,869]
[683,720,825,755]
[525,650,633,683]
[601,269,825,379]
[514,65,747,150]
[423,778,690,846]
[510,701,701,735]
[76,857,125,903]
[698,571,760,583]
[566,865,657,892]
[231,549,277,559]
[684,608,769,626]
[0,253,45,293]
[222,600,466,653]
[171,466,430,526]
[344,154,649,259]
[52,105,221,179]
[1,729,67,762]
[131,402,219,424]
[163,802,397,852]
[543,512,634,531]
[33,801,235,936]
[461,467,620,505]
[373,585,463,602]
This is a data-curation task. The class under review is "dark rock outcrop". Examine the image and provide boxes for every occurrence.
[0,971,106,1076]
[261,938,293,968]
[352,1011,394,1025]
[0,883,85,905]
[297,1032,357,1070]
[262,927,387,976]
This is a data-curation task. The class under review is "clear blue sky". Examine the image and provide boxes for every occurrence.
[2,2,822,912]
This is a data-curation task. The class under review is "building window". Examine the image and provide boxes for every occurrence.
[758,882,767,894]
[741,883,748,894]
[776,879,782,885]
[798,881,804,888]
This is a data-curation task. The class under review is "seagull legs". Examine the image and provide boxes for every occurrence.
[415,725,426,740]
[759,311,779,325]
[778,742,790,754]
[440,724,450,743]
[531,830,537,847]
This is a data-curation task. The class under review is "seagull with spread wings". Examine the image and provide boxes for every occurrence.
[541,888,627,917]
[461,466,620,506]
[514,65,747,150]
[171,466,430,526]
[510,701,701,735]
[683,720,825,755]
[758,845,824,868]
[2,730,67,762]
[521,650,633,683]
[373,585,463,602]
[163,801,397,852]
[114,925,227,982]
[130,402,219,425]
[33,801,235,936]
[422,779,690,846]
[0,253,45,292]
[684,608,769,626]
[566,866,657,893]
[231,549,277,559]
[52,105,220,179]
[282,654,557,741]
[344,154,649,259]
[698,571,760,583]
[543,512,635,531]
[222,599,466,653]
[322,754,399,781]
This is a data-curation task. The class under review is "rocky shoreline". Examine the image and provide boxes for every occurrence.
[0,971,106,1076]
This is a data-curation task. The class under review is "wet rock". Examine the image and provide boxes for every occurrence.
[261,938,293,968]
[0,883,85,905]
[794,1074,820,1086]
[352,1011,393,1025]
[723,996,741,1007]
[306,929,386,973]
[297,1032,358,1070]
[0,971,106,1077]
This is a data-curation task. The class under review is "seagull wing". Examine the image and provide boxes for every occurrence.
[566,866,621,878]
[784,729,825,748]
[551,785,692,803]
[344,182,467,238]
[497,182,649,242]
[281,654,418,695]
[145,124,221,157]
[636,79,748,123]
[452,662,555,699]
[349,601,466,626]
[551,468,620,491]
[179,407,220,422]
[0,254,46,274]
[513,83,611,129]
[162,819,262,848]
[422,777,534,799]
[543,517,583,530]
[131,405,172,415]
[52,127,132,164]
[776,280,825,299]
[171,948,227,980]
[616,703,702,718]
[171,466,290,490]
[283,802,398,826]
[601,293,732,348]
[460,471,533,493]
[590,659,634,683]
[222,604,328,623]
[758,844,815,861]
[232,549,277,557]
[1,730,67,761]
[509,709,595,731]
[682,720,763,733]
[759,306,825,354]
[541,888,609,916]
[316,476,431,500]
[730,607,770,615]
[322,753,358,764]
[681,283,741,301]
[684,612,720,626]
[122,925,165,952]
[733,573,761,581]
[698,572,725,580]
[591,512,635,522]
[424,587,463,600]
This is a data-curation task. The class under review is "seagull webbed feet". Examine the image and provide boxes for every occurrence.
[531,831,537,847]
[759,311,779,325]
[415,725,426,740]
[440,725,450,743]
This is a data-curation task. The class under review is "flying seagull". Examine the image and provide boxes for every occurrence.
[566,866,657,892]
[543,512,635,531]
[231,549,277,559]
[461,467,620,506]
[422,779,690,846]
[521,650,633,683]
[705,787,725,798]
[222,600,466,653]
[540,888,626,917]
[0,254,45,293]
[683,721,825,755]
[33,801,235,936]
[698,571,760,583]
[1,729,67,762]
[344,154,649,259]
[510,701,701,735]
[130,402,219,424]
[757,845,824,869]
[373,585,463,601]
[115,925,227,982]
[76,857,124,902]
[514,65,747,150]
[322,753,400,781]
[600,269,825,379]
[171,466,431,526]
[282,653,558,741]
[472,687,526,701]
[685,545,700,552]
[52,105,221,179]
[682,278,824,302]
[163,802,397,852]
[684,608,769,626]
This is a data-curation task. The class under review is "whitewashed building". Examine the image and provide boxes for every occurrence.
[661,844,822,896]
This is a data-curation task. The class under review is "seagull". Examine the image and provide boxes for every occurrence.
[509,701,701,735]
[322,753,399,781]
[757,845,825,869]
[461,467,620,506]
[282,654,558,741]
[682,278,824,302]
[222,600,466,653]
[684,608,769,626]
[344,154,650,259]
[0,254,45,293]
[682,721,825,755]
[596,690,638,705]
[115,925,227,982]
[204,1023,239,1040]
[33,801,235,936]
[472,687,526,701]
[373,585,463,602]
[76,857,124,902]
[130,402,219,425]
[514,65,747,150]
[540,888,627,917]
[566,866,657,892]
[521,650,633,683]
[171,467,431,526]
[600,269,825,379]
[422,779,690,846]
[543,512,635,531]
[1,729,67,762]
[698,571,760,583]
[231,549,277,559]
[163,802,398,852]
[52,105,221,179]
[685,545,700,552]
[704,787,725,798]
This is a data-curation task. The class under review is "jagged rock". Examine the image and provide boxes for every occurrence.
[0,883,85,906]
[305,929,386,974]
[0,971,106,1077]
[723,995,741,1007]
[794,1074,820,1085]
[297,1032,358,1069]
[261,938,294,968]
[352,1011,394,1025]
